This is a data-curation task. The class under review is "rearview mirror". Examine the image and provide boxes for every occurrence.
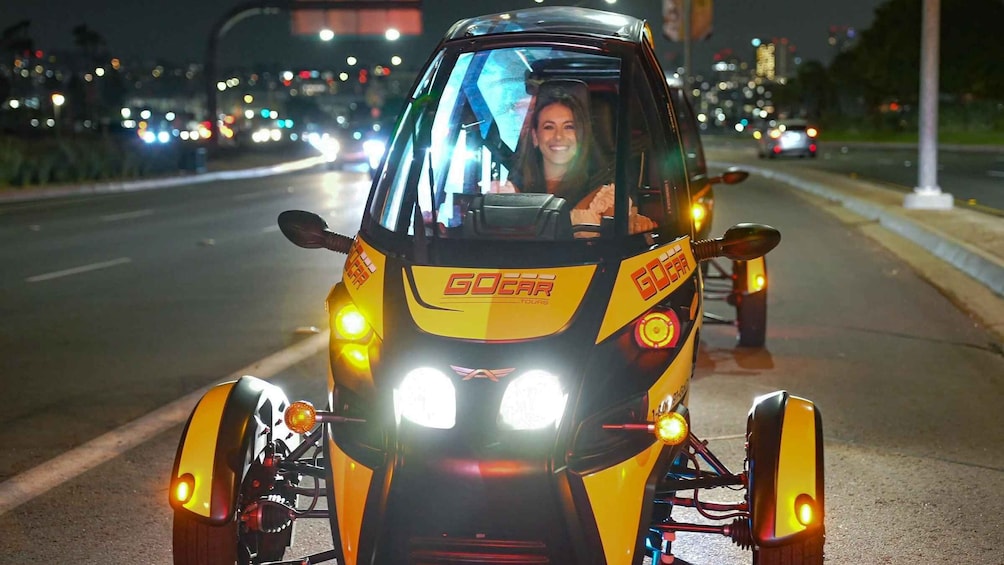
[277,210,354,254]
[693,223,780,262]
[708,167,749,186]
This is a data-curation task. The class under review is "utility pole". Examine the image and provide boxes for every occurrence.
[904,0,952,209]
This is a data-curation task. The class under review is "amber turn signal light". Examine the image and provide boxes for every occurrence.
[334,304,369,340]
[795,493,817,526]
[172,473,195,504]
[654,412,688,445]
[285,400,318,434]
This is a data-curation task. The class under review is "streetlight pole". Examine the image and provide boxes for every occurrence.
[904,0,952,209]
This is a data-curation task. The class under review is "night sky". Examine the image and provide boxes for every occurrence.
[1,0,886,71]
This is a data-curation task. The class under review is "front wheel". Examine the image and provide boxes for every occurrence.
[754,534,825,565]
[173,511,239,565]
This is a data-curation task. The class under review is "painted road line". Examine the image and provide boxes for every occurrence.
[100,209,154,222]
[25,257,132,283]
[233,191,274,201]
[988,170,1004,178]
[0,330,330,516]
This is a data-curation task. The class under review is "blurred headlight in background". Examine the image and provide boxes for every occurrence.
[364,139,385,170]
[307,132,340,161]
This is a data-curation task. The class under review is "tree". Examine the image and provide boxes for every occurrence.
[832,0,1004,106]
[772,60,834,122]
[0,20,35,103]
[70,24,111,129]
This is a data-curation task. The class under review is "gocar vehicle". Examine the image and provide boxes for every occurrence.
[169,7,825,565]
[755,120,819,159]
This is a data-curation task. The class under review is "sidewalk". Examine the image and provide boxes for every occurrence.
[709,153,1004,345]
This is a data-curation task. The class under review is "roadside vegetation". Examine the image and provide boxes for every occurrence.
[771,0,1004,146]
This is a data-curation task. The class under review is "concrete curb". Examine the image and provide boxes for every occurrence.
[714,161,1004,300]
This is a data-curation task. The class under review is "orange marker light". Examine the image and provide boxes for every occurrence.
[806,127,818,138]
[753,274,766,291]
[691,203,707,232]
[654,412,688,445]
[795,494,816,526]
[285,400,317,434]
[172,473,195,504]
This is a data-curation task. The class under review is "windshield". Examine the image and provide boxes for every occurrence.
[368,44,688,246]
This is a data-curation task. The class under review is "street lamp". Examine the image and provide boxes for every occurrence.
[51,92,65,134]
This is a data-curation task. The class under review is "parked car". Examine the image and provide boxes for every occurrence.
[755,120,818,158]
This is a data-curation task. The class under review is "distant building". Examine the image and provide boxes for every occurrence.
[754,38,796,83]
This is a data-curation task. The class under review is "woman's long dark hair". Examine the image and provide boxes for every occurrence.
[510,89,597,206]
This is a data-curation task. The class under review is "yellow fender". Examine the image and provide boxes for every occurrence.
[746,390,825,546]
[169,375,299,524]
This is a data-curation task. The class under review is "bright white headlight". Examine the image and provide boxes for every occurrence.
[498,370,567,430]
[363,139,385,169]
[393,367,456,429]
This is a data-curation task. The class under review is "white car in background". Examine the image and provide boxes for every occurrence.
[755,119,819,158]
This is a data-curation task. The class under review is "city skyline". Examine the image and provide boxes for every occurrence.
[1,0,886,71]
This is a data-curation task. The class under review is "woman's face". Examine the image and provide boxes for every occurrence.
[532,102,578,175]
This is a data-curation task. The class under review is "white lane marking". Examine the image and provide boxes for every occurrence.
[261,225,281,233]
[988,170,1004,178]
[100,209,154,222]
[233,191,273,201]
[0,330,330,516]
[25,257,132,283]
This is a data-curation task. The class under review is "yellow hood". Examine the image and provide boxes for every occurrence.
[403,265,598,341]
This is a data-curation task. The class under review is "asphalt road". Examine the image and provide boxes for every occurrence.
[704,135,1004,214]
[1,165,1002,564]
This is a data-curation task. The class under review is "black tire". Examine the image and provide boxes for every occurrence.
[753,533,825,565]
[737,288,767,347]
[173,511,239,565]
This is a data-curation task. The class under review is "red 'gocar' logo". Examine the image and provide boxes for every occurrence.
[444,272,554,297]
[631,244,690,300]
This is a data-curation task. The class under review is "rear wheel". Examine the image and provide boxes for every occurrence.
[754,534,825,564]
[736,288,767,347]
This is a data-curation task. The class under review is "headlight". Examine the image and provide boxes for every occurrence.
[363,139,385,169]
[308,133,339,161]
[393,368,456,429]
[498,370,567,430]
